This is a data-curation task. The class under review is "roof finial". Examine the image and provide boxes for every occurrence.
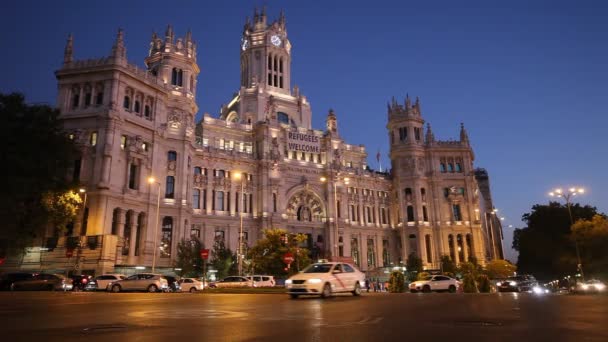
[111,28,126,59]
[426,123,435,144]
[405,93,411,110]
[63,34,73,64]
[460,122,469,144]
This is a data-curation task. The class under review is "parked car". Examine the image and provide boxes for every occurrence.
[164,275,181,292]
[70,274,93,291]
[0,272,35,291]
[11,273,73,291]
[246,275,276,287]
[497,275,538,292]
[285,262,365,299]
[409,275,460,293]
[178,278,205,292]
[210,276,254,288]
[108,273,169,293]
[574,279,606,294]
[85,274,127,291]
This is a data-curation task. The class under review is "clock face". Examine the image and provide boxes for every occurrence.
[241,39,249,51]
[270,35,281,47]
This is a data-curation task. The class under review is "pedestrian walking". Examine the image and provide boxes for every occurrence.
[365,279,370,292]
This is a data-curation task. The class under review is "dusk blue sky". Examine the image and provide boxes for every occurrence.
[2,0,607,261]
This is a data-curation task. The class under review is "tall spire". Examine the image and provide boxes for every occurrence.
[425,123,435,144]
[460,122,470,144]
[63,34,73,64]
[326,108,338,134]
[165,24,174,44]
[405,93,411,110]
[111,28,126,59]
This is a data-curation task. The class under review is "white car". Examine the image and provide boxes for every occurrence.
[285,262,365,298]
[109,273,169,293]
[178,278,205,292]
[88,274,126,291]
[211,276,254,288]
[409,275,461,293]
[246,275,276,287]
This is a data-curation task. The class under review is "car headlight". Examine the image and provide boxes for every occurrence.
[582,284,589,290]
[595,284,605,291]
[496,282,502,287]
[285,279,292,285]
[532,286,543,294]
[307,279,322,284]
[509,281,517,286]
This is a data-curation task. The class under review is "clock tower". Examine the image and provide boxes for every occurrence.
[240,8,291,95]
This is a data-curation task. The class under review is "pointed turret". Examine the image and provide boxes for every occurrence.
[165,24,174,44]
[413,96,421,115]
[425,123,435,145]
[63,34,73,64]
[326,108,338,134]
[111,29,126,62]
[460,123,470,145]
[405,93,411,110]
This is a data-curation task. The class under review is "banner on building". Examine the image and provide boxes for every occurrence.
[287,131,321,153]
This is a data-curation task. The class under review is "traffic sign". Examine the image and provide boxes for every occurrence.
[200,249,210,260]
[283,252,294,264]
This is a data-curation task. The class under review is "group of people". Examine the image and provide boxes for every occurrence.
[364,278,389,292]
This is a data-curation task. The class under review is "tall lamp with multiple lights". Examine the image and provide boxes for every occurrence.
[549,187,585,280]
[320,175,349,259]
[79,188,87,236]
[148,177,161,273]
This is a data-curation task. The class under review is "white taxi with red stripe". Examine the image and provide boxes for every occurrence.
[285,262,365,299]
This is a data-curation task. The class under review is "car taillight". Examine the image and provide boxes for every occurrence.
[82,278,88,284]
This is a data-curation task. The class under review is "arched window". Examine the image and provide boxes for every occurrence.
[457,234,465,262]
[193,189,200,209]
[215,191,224,211]
[420,187,426,201]
[177,69,183,86]
[405,188,412,201]
[111,208,120,235]
[167,151,177,161]
[171,68,177,85]
[194,167,202,175]
[455,163,462,172]
[422,205,429,221]
[123,95,130,110]
[144,105,151,118]
[161,217,173,257]
[95,92,104,106]
[440,163,446,173]
[165,176,175,198]
[277,112,289,124]
[134,100,140,113]
[447,163,454,172]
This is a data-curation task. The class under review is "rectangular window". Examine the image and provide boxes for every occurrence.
[191,228,200,238]
[423,205,429,221]
[273,193,277,212]
[337,200,341,218]
[120,135,127,150]
[414,127,421,141]
[249,193,253,213]
[165,176,175,198]
[350,205,356,221]
[216,191,224,211]
[73,159,81,182]
[84,93,91,107]
[128,163,138,190]
[425,235,432,263]
[367,207,372,223]
[193,189,200,209]
[226,192,231,212]
[452,204,462,221]
[90,132,98,146]
[202,189,207,210]
[96,92,104,105]
[236,192,240,212]
[215,230,225,241]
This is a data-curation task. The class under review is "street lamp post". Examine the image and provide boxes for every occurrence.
[79,188,87,236]
[321,175,349,259]
[234,172,245,276]
[549,187,585,280]
[148,177,161,273]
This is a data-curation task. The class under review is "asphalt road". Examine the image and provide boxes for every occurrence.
[1,291,607,342]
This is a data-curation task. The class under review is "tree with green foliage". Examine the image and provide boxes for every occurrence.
[388,270,406,293]
[210,239,237,280]
[174,237,204,277]
[484,259,517,279]
[248,228,311,277]
[462,273,479,293]
[513,202,600,279]
[572,215,608,279]
[41,190,82,235]
[0,93,79,256]
[406,252,422,281]
[440,255,457,276]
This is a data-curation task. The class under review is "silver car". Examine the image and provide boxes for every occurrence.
[11,273,73,291]
[109,273,168,293]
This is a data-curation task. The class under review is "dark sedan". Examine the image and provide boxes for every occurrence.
[497,275,538,292]
[0,272,35,291]
[11,273,73,291]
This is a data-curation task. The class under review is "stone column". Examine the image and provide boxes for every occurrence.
[376,234,383,267]
[129,212,138,258]
[206,186,213,215]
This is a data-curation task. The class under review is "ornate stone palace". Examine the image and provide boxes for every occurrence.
[13,9,503,275]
